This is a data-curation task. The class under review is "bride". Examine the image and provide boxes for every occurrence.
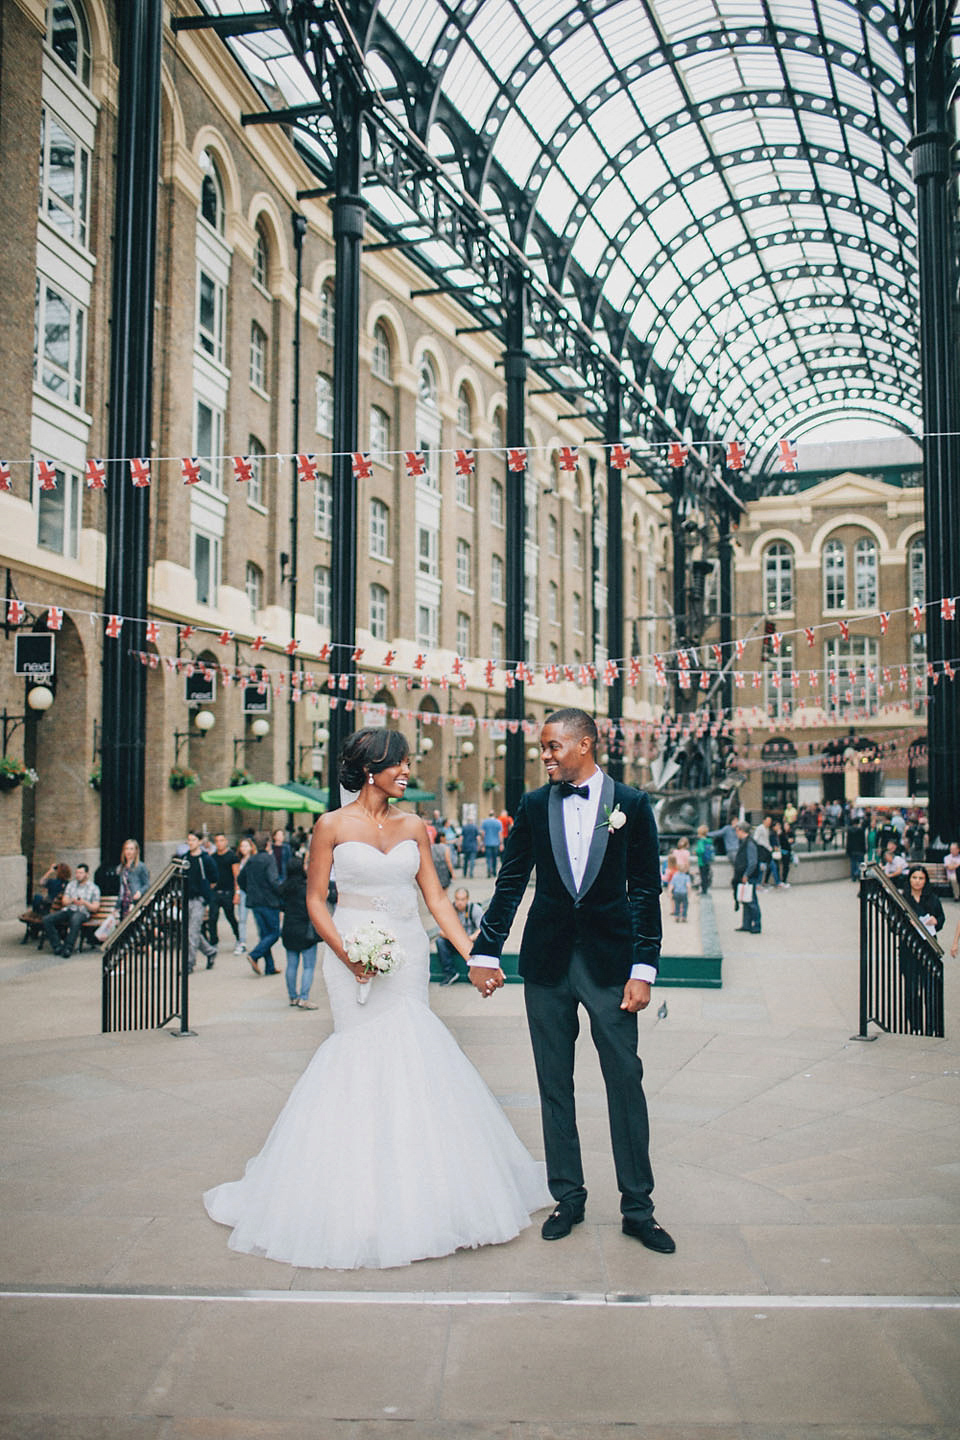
[204,727,550,1269]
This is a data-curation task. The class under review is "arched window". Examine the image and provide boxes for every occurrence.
[908,535,925,604]
[318,281,335,345]
[199,154,225,233]
[853,536,878,609]
[491,623,504,664]
[456,385,474,505]
[764,542,794,613]
[369,498,389,558]
[491,409,504,452]
[369,405,390,464]
[315,374,333,437]
[48,0,91,86]
[823,539,846,610]
[457,384,472,436]
[490,478,504,527]
[416,356,440,489]
[491,554,504,603]
[418,356,438,406]
[371,322,391,381]
[249,321,267,391]
[252,226,269,290]
[247,435,265,508]
[314,565,331,627]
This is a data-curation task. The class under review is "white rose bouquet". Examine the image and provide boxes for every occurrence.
[344,922,405,1005]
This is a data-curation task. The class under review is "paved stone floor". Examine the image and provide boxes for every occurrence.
[1,874,958,1438]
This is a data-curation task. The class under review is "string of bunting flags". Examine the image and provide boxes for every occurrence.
[0,436,861,491]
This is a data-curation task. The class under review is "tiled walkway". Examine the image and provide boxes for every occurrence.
[1,875,958,1438]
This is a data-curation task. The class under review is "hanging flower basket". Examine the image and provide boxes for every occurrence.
[229,767,252,787]
[482,776,499,793]
[169,764,198,792]
[89,764,102,792]
[0,757,36,791]
[445,777,464,794]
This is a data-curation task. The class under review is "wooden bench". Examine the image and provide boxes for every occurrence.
[19,894,117,951]
[923,863,955,896]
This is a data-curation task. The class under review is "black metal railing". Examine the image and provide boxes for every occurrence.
[857,863,944,1039]
[101,858,191,1035]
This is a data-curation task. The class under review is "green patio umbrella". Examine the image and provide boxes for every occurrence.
[282,781,330,805]
[200,781,326,814]
[399,786,435,804]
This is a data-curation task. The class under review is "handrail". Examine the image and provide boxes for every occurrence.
[857,863,944,1039]
[101,857,192,1035]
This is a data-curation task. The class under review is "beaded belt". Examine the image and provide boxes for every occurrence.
[335,891,417,920]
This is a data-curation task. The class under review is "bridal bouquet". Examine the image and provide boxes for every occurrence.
[344,922,405,1005]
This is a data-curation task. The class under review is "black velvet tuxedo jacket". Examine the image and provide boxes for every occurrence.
[471,775,662,987]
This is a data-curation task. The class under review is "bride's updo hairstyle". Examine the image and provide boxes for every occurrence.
[338,727,410,791]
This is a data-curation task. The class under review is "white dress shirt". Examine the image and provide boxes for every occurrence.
[473,767,656,985]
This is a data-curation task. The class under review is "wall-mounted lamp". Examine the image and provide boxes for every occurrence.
[27,685,54,712]
[251,716,271,740]
[460,740,474,757]
[419,736,434,754]
[496,742,507,759]
[527,745,539,762]
[194,709,215,733]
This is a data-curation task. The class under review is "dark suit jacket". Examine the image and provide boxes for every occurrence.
[471,775,662,986]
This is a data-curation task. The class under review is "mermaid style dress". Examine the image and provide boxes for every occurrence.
[204,839,550,1269]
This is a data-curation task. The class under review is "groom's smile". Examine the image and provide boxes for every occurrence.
[540,720,596,787]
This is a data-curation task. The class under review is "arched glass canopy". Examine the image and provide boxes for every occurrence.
[198,0,924,464]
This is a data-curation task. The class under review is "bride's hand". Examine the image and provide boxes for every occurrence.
[468,966,504,998]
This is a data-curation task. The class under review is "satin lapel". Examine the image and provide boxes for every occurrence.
[578,773,616,896]
[548,783,578,900]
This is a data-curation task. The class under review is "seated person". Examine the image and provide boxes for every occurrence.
[435,887,484,985]
[42,864,101,956]
[31,861,71,915]
[882,841,909,890]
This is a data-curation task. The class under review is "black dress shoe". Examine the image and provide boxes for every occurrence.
[541,1201,585,1241]
[622,1216,676,1253]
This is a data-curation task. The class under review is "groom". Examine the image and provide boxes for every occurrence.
[469,707,674,1253]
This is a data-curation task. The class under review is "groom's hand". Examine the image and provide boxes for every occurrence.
[469,966,504,997]
[620,979,651,1013]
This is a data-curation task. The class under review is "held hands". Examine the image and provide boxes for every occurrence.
[620,979,651,1013]
[468,965,505,998]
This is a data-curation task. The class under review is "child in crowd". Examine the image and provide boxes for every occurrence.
[695,825,714,894]
[669,866,691,923]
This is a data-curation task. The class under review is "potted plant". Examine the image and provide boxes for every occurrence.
[0,756,36,791]
[229,767,251,787]
[482,775,499,793]
[169,763,198,792]
[445,777,463,794]
[89,763,102,792]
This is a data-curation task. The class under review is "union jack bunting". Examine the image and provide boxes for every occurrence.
[146,621,159,645]
[507,448,527,472]
[804,627,815,647]
[352,452,373,480]
[667,443,688,468]
[85,458,106,490]
[105,614,123,638]
[941,596,956,621]
[912,601,923,628]
[454,449,475,475]
[725,440,746,470]
[0,461,10,492]
[297,453,318,484]
[836,620,850,640]
[46,606,63,630]
[36,460,57,491]
[557,446,578,471]
[232,456,253,484]
[404,451,426,478]
[879,612,890,634]
[217,630,233,646]
[181,457,202,486]
[129,457,151,487]
[609,443,631,470]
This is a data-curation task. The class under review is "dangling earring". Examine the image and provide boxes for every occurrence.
[368,773,375,785]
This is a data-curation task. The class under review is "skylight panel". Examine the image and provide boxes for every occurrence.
[556,127,608,189]
[535,169,579,231]
[644,258,684,308]
[657,125,709,173]
[676,52,745,99]
[379,0,447,55]
[517,63,573,142]
[705,216,751,258]
[443,44,501,128]
[591,92,643,154]
[646,191,692,243]
[460,1,530,75]
[629,292,659,337]
[700,113,764,153]
[681,174,732,220]
[571,213,609,271]
[671,235,713,280]
[814,0,869,50]
[589,175,635,236]
[602,256,637,311]
[492,110,542,186]
[626,68,684,128]
[620,221,663,272]
[595,1,659,56]
[552,26,610,104]
[620,148,669,195]
[783,52,832,94]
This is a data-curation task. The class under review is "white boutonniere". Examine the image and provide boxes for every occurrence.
[596,803,626,834]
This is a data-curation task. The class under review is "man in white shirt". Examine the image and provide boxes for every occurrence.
[469,707,673,1254]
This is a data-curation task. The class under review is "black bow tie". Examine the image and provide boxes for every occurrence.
[558,781,590,800]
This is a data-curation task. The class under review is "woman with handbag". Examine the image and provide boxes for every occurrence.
[281,853,320,1009]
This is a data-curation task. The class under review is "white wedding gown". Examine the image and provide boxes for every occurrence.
[204,839,549,1269]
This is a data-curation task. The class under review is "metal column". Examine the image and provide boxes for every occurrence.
[100,0,162,869]
[605,378,625,781]
[504,270,528,816]
[909,0,960,845]
[326,84,366,805]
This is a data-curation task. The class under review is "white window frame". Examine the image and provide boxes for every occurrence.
[908,535,926,605]
[854,536,878,610]
[247,435,265,508]
[370,404,390,465]
[314,474,333,539]
[318,282,335,345]
[34,276,86,409]
[456,611,470,656]
[193,398,224,491]
[196,266,226,364]
[456,537,472,592]
[249,321,268,393]
[491,623,504,665]
[416,602,439,649]
[193,529,221,607]
[314,565,331,627]
[490,478,504,527]
[491,553,504,604]
[824,636,880,718]
[316,373,333,437]
[369,583,388,640]
[418,525,439,578]
[39,106,90,248]
[764,639,794,721]
[369,498,389,558]
[245,561,262,620]
[371,322,391,380]
[547,513,559,558]
[823,539,847,611]
[37,463,80,558]
[764,543,794,614]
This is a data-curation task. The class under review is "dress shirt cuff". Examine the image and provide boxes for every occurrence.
[630,963,657,984]
[470,954,501,968]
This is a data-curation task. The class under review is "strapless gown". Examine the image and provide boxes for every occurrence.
[204,839,550,1268]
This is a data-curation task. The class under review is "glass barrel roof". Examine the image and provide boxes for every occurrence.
[200,0,922,459]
